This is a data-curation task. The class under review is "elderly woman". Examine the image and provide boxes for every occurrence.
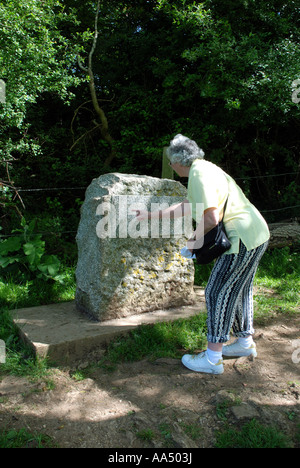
[136,134,270,374]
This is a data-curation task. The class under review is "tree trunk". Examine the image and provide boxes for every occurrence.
[161,147,174,180]
[76,0,116,167]
[268,221,300,248]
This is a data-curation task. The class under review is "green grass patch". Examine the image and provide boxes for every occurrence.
[0,428,56,448]
[215,419,292,448]
[254,246,300,321]
[102,314,208,364]
[136,429,155,442]
[0,266,76,310]
[195,245,300,321]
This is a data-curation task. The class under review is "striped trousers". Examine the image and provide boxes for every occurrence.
[205,241,268,344]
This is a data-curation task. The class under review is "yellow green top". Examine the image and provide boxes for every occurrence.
[187,159,270,254]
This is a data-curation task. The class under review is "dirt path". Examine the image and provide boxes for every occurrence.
[0,316,300,448]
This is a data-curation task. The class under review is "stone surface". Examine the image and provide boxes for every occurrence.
[12,288,205,365]
[76,173,195,322]
[231,403,260,420]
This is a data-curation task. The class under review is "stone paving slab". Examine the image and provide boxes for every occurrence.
[12,288,205,365]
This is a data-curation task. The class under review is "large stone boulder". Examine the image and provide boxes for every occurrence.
[75,173,195,321]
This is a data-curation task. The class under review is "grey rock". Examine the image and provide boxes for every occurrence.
[76,173,195,321]
[231,403,260,420]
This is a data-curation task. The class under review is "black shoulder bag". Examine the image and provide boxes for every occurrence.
[192,197,231,265]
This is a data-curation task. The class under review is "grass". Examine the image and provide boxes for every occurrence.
[215,419,291,448]
[101,245,299,365]
[253,246,300,321]
[102,313,207,365]
[0,266,76,310]
[0,246,299,376]
[0,428,56,448]
[136,429,155,442]
[0,246,299,449]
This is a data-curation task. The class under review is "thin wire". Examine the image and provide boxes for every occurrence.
[0,230,78,238]
[16,187,86,192]
[1,172,299,239]
[236,171,299,180]
[1,203,300,239]
[7,171,299,192]
[261,205,300,213]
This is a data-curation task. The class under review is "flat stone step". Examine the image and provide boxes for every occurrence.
[12,288,205,365]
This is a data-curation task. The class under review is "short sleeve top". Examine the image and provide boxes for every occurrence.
[187,159,270,254]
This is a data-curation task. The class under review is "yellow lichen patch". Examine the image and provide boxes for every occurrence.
[148,272,158,279]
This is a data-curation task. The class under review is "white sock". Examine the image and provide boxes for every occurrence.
[206,348,223,365]
[238,336,254,348]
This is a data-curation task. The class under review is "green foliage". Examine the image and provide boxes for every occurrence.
[0,0,82,122]
[0,218,61,281]
[1,0,300,233]
[68,0,298,219]
[0,0,83,211]
[258,246,300,278]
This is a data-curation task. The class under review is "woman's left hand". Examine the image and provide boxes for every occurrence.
[186,237,196,253]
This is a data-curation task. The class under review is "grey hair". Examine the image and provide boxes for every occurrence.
[166,134,205,167]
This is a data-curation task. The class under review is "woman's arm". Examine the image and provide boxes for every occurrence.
[187,207,219,250]
[134,199,191,220]
[134,202,219,252]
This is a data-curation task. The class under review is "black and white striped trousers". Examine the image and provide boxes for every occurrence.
[205,241,268,344]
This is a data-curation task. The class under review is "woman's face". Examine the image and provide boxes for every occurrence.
[169,161,190,177]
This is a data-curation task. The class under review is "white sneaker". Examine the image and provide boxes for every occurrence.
[222,340,257,358]
[181,351,224,374]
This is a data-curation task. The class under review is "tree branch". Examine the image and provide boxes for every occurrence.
[74,0,116,166]
[0,163,25,212]
[77,56,88,73]
[70,123,102,152]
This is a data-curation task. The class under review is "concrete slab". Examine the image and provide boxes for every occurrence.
[12,288,206,365]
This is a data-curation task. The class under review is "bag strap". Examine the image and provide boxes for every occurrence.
[221,195,229,221]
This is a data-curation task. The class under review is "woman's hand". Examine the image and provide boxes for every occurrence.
[186,236,205,252]
[186,237,196,253]
[186,207,219,252]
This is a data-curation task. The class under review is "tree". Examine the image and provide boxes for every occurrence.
[76,0,299,218]
[0,0,83,216]
[1,0,299,230]
[75,0,116,166]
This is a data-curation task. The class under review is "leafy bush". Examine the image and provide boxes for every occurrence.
[0,218,61,282]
